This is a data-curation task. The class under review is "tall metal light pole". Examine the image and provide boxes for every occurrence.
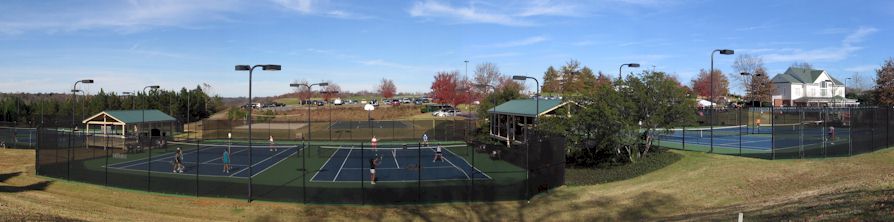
[511,75,538,201]
[290,82,327,145]
[844,77,851,107]
[321,90,339,141]
[710,49,734,153]
[68,79,93,180]
[235,64,281,202]
[141,85,159,191]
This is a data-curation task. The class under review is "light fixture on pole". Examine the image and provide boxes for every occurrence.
[289,82,327,147]
[235,64,280,202]
[68,79,93,180]
[141,85,159,190]
[511,75,538,202]
[709,49,734,153]
[618,63,641,82]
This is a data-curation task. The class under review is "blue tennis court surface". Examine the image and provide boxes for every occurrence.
[106,144,300,178]
[312,145,490,182]
[656,125,851,150]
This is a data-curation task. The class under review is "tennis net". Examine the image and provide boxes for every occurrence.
[166,141,301,155]
[315,144,468,159]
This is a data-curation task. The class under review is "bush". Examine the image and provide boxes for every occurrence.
[565,149,682,186]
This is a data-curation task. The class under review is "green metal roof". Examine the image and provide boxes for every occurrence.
[771,67,844,85]
[488,99,566,117]
[84,110,176,124]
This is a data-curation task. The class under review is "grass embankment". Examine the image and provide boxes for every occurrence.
[2,147,894,221]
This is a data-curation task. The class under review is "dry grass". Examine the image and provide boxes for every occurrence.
[2,147,894,221]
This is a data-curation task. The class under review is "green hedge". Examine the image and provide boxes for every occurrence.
[565,150,682,186]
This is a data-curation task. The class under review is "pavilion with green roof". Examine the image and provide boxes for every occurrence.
[487,99,574,144]
[81,110,176,139]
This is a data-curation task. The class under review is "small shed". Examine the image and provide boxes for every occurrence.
[487,99,573,143]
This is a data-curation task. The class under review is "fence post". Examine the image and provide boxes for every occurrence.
[771,105,775,160]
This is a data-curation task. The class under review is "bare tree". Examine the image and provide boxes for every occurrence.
[291,79,312,101]
[791,61,813,70]
[377,78,397,99]
[731,54,765,93]
[321,81,341,101]
[473,62,501,89]
[875,58,894,106]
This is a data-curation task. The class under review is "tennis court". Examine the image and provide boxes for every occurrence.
[105,142,301,178]
[311,145,490,182]
[329,120,410,129]
[656,123,852,153]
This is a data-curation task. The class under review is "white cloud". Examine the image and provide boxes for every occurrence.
[844,64,877,73]
[0,0,241,35]
[358,59,416,70]
[762,26,878,63]
[409,0,531,26]
[273,0,314,13]
[273,0,371,19]
[472,52,523,59]
[485,36,548,48]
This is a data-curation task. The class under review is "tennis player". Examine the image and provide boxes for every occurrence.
[371,136,378,152]
[269,135,276,152]
[222,148,231,173]
[828,126,836,144]
[432,145,444,162]
[369,155,380,184]
[173,147,184,173]
[422,133,429,146]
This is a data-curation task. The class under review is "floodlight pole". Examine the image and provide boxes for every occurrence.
[710,49,734,153]
[69,79,93,180]
[236,64,281,202]
[844,78,851,107]
[511,75,538,202]
[142,85,159,191]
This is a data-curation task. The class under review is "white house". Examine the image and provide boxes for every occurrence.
[770,67,858,107]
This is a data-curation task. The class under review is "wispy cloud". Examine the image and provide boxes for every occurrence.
[358,59,416,70]
[0,0,241,35]
[408,0,595,26]
[307,48,418,70]
[408,0,531,26]
[272,0,372,19]
[483,36,548,48]
[844,64,877,73]
[762,26,878,63]
[472,52,523,59]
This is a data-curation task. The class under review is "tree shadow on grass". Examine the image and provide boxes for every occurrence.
[254,189,681,221]
[0,171,53,193]
[661,188,894,221]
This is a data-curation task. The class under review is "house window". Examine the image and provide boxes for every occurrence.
[808,88,815,97]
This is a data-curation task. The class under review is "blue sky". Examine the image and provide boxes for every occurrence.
[1,0,892,97]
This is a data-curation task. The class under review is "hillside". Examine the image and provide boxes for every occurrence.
[1,147,892,221]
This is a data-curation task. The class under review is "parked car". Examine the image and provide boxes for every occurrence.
[389,100,401,106]
[422,104,453,113]
[333,98,343,105]
[432,108,460,117]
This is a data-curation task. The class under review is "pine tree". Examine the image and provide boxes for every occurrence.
[542,66,561,94]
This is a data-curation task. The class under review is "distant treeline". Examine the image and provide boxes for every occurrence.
[0,86,223,127]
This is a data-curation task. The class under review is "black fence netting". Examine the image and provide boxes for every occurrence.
[655,107,893,160]
[36,117,564,204]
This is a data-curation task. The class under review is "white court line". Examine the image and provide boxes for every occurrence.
[251,148,300,177]
[311,147,341,181]
[439,150,470,180]
[332,148,353,181]
[340,166,456,170]
[310,177,492,183]
[108,166,238,179]
[110,148,201,169]
[392,149,400,168]
[201,146,249,164]
[228,147,293,177]
[442,147,493,180]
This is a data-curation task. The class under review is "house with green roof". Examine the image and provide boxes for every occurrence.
[81,110,177,140]
[770,67,858,107]
[487,99,574,144]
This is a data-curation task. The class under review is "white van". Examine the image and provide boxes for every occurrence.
[333,98,344,105]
